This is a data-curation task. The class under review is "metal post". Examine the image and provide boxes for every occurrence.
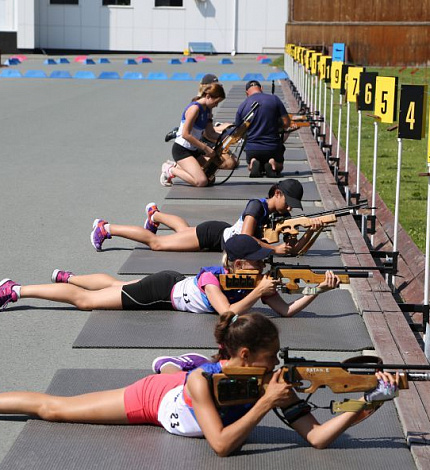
[329,88,334,145]
[336,93,343,160]
[424,172,430,359]
[371,121,379,247]
[356,110,363,195]
[323,82,327,135]
[393,138,403,253]
[345,101,351,176]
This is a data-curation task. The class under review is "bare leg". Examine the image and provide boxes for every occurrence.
[152,211,190,232]
[171,156,208,187]
[109,225,200,251]
[20,283,123,310]
[69,273,122,290]
[0,388,129,424]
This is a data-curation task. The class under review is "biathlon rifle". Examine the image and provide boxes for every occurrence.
[262,200,370,254]
[218,260,378,295]
[203,101,259,180]
[205,348,430,421]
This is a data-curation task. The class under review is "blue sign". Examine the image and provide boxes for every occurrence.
[332,43,345,62]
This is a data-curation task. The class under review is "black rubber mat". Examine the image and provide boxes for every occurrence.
[0,369,413,470]
[72,290,373,351]
[117,236,341,275]
[216,162,313,178]
[166,181,320,201]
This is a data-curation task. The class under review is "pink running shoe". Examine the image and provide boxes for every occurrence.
[51,269,74,283]
[144,202,160,234]
[91,218,111,251]
[152,353,210,373]
[160,161,176,187]
[0,279,20,311]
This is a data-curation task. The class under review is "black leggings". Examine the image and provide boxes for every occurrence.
[121,271,185,310]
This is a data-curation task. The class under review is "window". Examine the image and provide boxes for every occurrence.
[155,0,183,7]
[50,0,79,4]
[103,0,131,5]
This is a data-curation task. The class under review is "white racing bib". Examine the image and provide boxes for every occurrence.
[158,385,203,437]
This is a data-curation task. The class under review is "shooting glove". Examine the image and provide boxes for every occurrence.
[364,379,399,402]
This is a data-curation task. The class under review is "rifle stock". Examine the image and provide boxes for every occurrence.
[218,266,372,293]
[203,102,259,179]
[262,213,337,244]
[207,357,430,407]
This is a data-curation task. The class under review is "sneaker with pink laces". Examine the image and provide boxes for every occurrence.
[160,161,176,187]
[0,279,20,311]
[90,218,111,251]
[51,269,75,284]
[144,202,160,234]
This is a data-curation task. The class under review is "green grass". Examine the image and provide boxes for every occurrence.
[317,67,430,252]
[269,57,430,252]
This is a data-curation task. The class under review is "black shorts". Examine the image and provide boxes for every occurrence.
[245,145,285,164]
[195,220,231,251]
[121,271,186,310]
[172,142,204,162]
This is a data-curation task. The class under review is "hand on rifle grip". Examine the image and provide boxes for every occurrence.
[317,271,340,290]
[257,274,279,297]
[364,372,399,402]
[263,369,296,409]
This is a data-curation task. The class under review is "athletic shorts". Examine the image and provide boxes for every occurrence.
[195,220,231,251]
[121,271,185,310]
[172,142,204,162]
[124,372,187,425]
[245,145,285,164]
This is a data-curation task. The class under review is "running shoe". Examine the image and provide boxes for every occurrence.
[152,353,210,373]
[165,127,178,142]
[249,160,261,178]
[144,202,160,234]
[264,162,278,178]
[90,218,111,251]
[160,161,176,187]
[51,269,74,284]
[0,279,19,311]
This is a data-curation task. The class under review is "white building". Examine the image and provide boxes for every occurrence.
[0,0,287,54]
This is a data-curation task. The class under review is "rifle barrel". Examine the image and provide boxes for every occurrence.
[283,360,430,371]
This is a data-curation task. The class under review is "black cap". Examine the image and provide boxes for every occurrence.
[245,80,262,91]
[225,235,273,261]
[278,179,303,209]
[201,74,219,84]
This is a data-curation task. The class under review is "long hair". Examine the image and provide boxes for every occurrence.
[197,83,226,100]
[213,311,279,361]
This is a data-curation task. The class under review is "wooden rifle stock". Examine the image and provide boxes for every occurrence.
[203,102,259,179]
[262,213,337,244]
[218,267,371,292]
[207,359,430,407]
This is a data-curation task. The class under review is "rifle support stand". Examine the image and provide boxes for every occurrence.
[398,303,429,334]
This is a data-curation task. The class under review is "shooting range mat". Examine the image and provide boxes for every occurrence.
[166,181,320,201]
[216,162,313,178]
[72,290,373,351]
[0,369,414,470]
[117,236,342,275]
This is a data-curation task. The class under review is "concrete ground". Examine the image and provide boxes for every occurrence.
[0,53,420,467]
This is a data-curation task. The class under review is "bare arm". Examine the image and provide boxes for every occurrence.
[188,369,294,456]
[204,278,278,315]
[263,271,340,317]
[182,105,214,156]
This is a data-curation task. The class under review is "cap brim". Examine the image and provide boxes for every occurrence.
[245,245,274,260]
[284,195,303,210]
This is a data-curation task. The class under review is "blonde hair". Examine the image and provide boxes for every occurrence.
[197,83,225,100]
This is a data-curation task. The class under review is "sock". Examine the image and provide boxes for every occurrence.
[12,285,21,299]
[104,224,111,234]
